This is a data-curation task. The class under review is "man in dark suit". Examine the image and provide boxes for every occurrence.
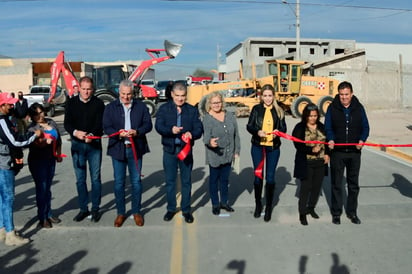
[155,82,203,223]
[103,80,152,227]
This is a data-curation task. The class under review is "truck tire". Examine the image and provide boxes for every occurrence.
[291,96,311,118]
[143,100,157,117]
[317,95,333,116]
[97,93,116,105]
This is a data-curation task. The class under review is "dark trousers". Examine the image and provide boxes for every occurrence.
[29,158,56,222]
[298,160,325,215]
[330,151,361,216]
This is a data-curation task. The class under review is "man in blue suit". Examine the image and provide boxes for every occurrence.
[103,80,152,227]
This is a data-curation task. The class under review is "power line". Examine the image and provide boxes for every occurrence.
[163,0,412,12]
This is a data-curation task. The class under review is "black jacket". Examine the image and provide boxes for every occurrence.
[155,101,203,154]
[325,94,369,152]
[14,99,28,119]
[246,103,287,149]
[292,121,329,179]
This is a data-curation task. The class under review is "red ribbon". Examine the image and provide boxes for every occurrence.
[270,131,412,148]
[254,147,265,179]
[177,134,192,161]
[43,132,67,159]
[86,130,142,175]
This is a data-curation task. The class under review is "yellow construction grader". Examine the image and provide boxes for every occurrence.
[186,59,339,117]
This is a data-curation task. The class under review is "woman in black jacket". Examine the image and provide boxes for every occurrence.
[246,84,286,222]
[292,103,329,226]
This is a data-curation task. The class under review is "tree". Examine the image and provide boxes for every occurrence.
[192,69,213,78]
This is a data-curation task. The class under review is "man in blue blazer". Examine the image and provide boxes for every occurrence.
[103,80,152,227]
[155,82,203,223]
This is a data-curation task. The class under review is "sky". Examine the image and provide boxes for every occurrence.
[0,0,411,79]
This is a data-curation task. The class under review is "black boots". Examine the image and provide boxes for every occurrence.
[307,207,319,219]
[264,184,275,222]
[255,183,275,222]
[254,183,263,218]
[299,214,308,226]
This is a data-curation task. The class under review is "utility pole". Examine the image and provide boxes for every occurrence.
[282,0,300,60]
[296,0,300,60]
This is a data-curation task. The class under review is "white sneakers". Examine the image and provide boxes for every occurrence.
[4,230,29,246]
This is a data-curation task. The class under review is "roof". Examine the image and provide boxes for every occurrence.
[301,49,366,69]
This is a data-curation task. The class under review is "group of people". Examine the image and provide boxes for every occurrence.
[0,78,369,247]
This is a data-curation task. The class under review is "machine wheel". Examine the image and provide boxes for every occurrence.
[291,96,312,118]
[98,93,116,105]
[317,95,334,116]
[143,100,157,117]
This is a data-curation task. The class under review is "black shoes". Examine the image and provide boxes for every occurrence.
[91,210,101,222]
[38,220,52,229]
[48,216,61,224]
[163,211,176,222]
[347,215,361,224]
[220,204,234,212]
[182,212,194,224]
[299,214,308,226]
[212,207,220,215]
[332,215,341,225]
[73,210,90,222]
[307,208,319,219]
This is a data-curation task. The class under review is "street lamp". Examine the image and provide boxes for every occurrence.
[282,0,300,60]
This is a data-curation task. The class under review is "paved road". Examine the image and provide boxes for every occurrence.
[1,112,411,274]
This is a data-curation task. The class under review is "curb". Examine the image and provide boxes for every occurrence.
[368,139,412,163]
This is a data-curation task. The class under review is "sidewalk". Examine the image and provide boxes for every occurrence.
[365,108,412,162]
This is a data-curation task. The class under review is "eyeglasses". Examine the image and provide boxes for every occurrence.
[211,101,222,105]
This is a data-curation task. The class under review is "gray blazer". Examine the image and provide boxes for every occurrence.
[202,111,240,167]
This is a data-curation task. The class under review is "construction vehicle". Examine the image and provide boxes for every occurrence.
[187,59,339,118]
[48,40,182,117]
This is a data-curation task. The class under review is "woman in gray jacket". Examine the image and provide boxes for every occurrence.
[202,92,240,215]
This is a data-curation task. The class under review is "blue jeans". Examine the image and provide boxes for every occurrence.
[251,144,280,185]
[112,147,143,215]
[28,157,56,222]
[71,139,102,212]
[0,169,15,232]
[163,146,193,213]
[209,163,232,206]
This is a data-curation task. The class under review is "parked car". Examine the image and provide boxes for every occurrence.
[155,80,173,101]
[26,85,67,117]
[155,79,188,101]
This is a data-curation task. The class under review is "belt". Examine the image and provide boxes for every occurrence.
[125,144,132,148]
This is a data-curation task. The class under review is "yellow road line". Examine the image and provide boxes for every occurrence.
[169,213,183,274]
[169,188,198,274]
[187,219,198,274]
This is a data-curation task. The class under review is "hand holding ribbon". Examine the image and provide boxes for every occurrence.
[177,133,192,161]
[86,130,142,175]
[43,132,67,159]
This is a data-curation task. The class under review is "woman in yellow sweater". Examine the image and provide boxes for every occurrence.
[246,84,287,222]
